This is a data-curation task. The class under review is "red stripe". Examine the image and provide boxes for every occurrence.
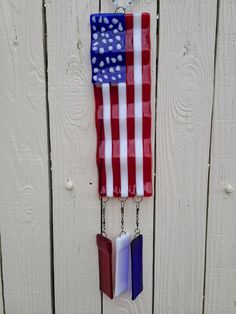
[125,14,136,197]
[94,86,107,196]
[110,85,121,197]
[142,13,152,196]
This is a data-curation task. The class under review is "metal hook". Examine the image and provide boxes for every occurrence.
[112,0,134,11]
[132,196,143,204]
[101,196,109,203]
[118,197,128,202]
[115,6,126,13]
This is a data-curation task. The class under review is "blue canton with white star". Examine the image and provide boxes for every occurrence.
[90,13,126,85]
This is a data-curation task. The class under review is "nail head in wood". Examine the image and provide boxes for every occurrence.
[65,180,73,190]
[224,183,234,194]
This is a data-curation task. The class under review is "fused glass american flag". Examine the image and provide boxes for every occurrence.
[90,12,152,198]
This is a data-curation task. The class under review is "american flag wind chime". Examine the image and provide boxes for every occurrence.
[90,0,152,301]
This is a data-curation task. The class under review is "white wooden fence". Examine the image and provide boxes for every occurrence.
[0,0,235,313]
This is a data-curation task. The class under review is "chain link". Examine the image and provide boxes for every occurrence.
[101,198,108,237]
[134,202,140,236]
[119,200,126,236]
[133,196,143,237]
[112,0,134,11]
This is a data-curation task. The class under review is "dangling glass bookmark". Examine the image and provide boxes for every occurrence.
[115,199,130,297]
[96,198,113,299]
[131,198,143,300]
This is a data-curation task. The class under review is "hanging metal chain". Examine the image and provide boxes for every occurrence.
[119,198,127,236]
[133,196,143,237]
[134,202,140,236]
[101,197,108,237]
[112,0,134,12]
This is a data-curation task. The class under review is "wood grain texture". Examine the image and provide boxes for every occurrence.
[0,0,52,313]
[101,1,157,313]
[154,0,217,313]
[204,1,236,313]
[45,0,101,313]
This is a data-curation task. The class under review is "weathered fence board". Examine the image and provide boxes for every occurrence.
[45,0,101,313]
[0,0,52,313]
[204,1,236,313]
[100,1,157,313]
[154,0,217,313]
[0,291,3,314]
[0,243,3,314]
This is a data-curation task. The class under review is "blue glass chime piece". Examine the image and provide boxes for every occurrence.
[131,234,143,300]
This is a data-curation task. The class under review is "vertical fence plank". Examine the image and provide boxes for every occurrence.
[204,1,236,313]
[100,2,157,313]
[45,1,101,313]
[0,0,52,313]
[154,0,217,313]
[0,289,3,314]
[0,240,3,314]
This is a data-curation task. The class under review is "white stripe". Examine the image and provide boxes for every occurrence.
[102,83,113,197]
[118,83,128,197]
[133,13,144,196]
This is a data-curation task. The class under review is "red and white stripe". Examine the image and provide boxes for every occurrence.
[94,13,152,198]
